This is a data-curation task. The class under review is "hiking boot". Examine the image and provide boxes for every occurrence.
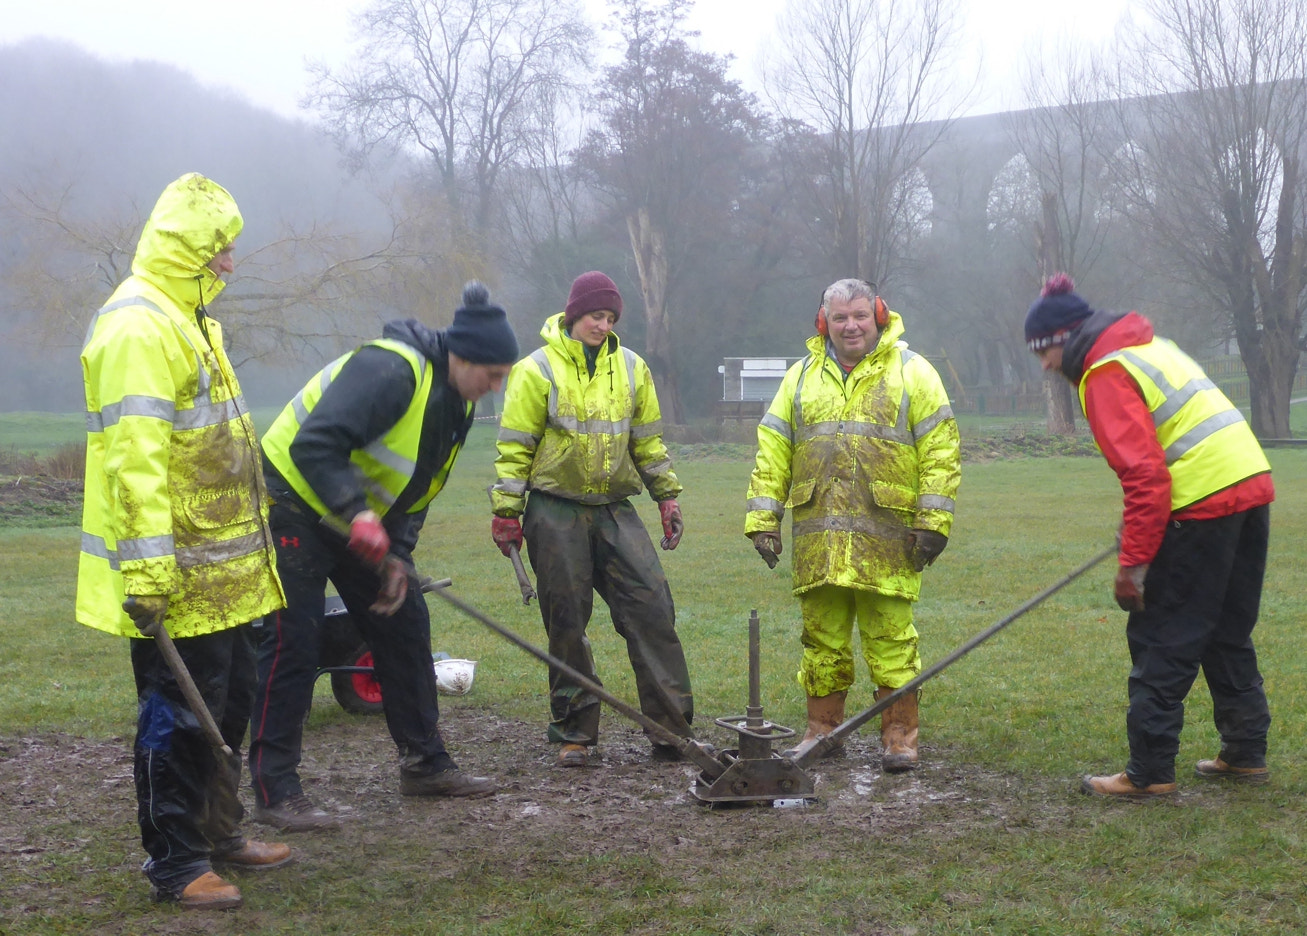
[212,839,294,870]
[251,794,341,833]
[558,743,588,767]
[878,686,919,774]
[150,871,242,910]
[400,768,497,797]
[1080,771,1178,799]
[781,691,847,759]
[1195,757,1270,783]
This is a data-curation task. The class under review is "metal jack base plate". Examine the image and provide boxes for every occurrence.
[691,749,817,805]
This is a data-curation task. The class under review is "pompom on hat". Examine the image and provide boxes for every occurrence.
[445,281,519,364]
[564,271,623,327]
[1025,273,1093,351]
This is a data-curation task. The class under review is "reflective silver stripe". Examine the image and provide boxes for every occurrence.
[794,515,912,541]
[84,295,212,400]
[83,295,168,349]
[497,427,540,447]
[630,420,662,439]
[897,388,912,431]
[81,532,121,570]
[530,349,559,420]
[548,414,632,435]
[491,477,528,495]
[1109,348,1218,427]
[174,397,244,431]
[640,457,673,477]
[747,496,785,515]
[363,437,417,476]
[912,404,955,441]
[622,348,638,400]
[792,357,816,430]
[917,494,956,512]
[1165,410,1246,463]
[797,420,913,446]
[117,534,176,561]
[176,531,267,569]
[759,412,793,442]
[363,477,397,508]
[97,395,177,429]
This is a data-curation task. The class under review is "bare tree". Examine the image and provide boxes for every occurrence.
[763,0,967,286]
[1109,0,1307,437]
[581,0,773,423]
[308,0,592,236]
[1008,43,1119,434]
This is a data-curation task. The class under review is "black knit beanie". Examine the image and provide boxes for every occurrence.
[445,282,519,364]
[1025,274,1094,350]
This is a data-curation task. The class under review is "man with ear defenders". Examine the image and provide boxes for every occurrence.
[746,278,960,772]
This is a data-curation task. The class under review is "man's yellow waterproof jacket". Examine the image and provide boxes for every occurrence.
[77,174,285,638]
[746,314,961,600]
[491,313,681,515]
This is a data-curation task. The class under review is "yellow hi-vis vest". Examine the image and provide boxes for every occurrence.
[262,339,470,517]
[1080,338,1270,510]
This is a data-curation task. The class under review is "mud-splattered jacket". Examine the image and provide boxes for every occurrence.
[77,174,285,639]
[490,312,680,517]
[745,314,960,600]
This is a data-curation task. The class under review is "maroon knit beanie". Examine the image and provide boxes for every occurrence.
[564,271,622,327]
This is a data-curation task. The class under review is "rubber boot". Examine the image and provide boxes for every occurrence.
[782,691,847,759]
[877,686,919,773]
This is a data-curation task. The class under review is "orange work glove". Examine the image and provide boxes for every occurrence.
[1114,564,1148,612]
[348,510,390,565]
[491,516,523,557]
[658,499,684,550]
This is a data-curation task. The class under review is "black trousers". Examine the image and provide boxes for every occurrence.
[523,492,693,746]
[1124,503,1272,785]
[132,622,255,896]
[248,503,451,809]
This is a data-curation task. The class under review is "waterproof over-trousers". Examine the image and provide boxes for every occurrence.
[1124,504,1272,786]
[797,585,920,697]
[523,491,693,746]
[248,503,453,809]
[131,623,256,897]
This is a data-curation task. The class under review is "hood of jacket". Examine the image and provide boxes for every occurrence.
[1061,309,1149,384]
[131,173,243,310]
[804,310,907,364]
[540,310,619,363]
[383,317,449,364]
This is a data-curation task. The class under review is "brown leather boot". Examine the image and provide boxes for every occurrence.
[1081,771,1178,799]
[782,691,847,758]
[213,839,294,871]
[177,871,242,910]
[1195,757,1269,783]
[877,686,919,773]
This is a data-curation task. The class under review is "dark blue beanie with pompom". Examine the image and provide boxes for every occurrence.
[1025,273,1093,350]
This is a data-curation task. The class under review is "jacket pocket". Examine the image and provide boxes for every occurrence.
[175,487,249,531]
[871,481,916,512]
[785,478,816,509]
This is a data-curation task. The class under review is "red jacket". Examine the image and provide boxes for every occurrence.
[1081,313,1274,567]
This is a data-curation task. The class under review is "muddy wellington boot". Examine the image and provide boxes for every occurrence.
[877,686,919,773]
[782,691,847,759]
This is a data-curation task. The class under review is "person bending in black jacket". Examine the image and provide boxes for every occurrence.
[248,283,517,831]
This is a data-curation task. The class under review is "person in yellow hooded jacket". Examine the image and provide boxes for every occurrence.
[77,173,289,910]
[746,278,960,773]
[490,271,693,767]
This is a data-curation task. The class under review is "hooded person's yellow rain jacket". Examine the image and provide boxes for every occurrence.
[746,313,960,600]
[76,174,285,638]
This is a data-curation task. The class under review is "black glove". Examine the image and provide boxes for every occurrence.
[910,530,948,572]
[751,532,782,569]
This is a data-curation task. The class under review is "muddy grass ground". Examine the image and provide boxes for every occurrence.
[2,706,1083,935]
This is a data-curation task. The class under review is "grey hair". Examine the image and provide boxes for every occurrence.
[821,278,875,309]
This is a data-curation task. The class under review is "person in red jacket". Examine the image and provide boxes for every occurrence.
[1026,274,1274,799]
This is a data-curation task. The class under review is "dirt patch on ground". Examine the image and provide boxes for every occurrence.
[1,709,1071,931]
[0,476,83,527]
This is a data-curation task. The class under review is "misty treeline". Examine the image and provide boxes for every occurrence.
[3,0,1307,437]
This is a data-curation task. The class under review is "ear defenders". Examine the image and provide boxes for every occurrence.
[814,281,888,336]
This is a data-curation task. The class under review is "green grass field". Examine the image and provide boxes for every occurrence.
[2,422,1306,934]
